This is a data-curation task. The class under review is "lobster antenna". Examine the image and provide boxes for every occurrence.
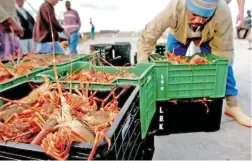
[45,7,63,96]
[70,59,73,95]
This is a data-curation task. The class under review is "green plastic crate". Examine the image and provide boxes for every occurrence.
[36,62,156,138]
[149,53,229,100]
[4,53,70,68]
[11,52,101,68]
[40,52,102,68]
[0,67,47,92]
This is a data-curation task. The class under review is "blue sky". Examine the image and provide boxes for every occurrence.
[24,0,252,32]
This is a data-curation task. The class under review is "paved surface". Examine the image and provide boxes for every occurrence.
[77,34,251,160]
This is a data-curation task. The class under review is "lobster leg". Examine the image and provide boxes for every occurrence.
[5,126,40,142]
[115,85,131,100]
[88,128,110,161]
[88,132,101,161]
[41,128,72,161]
[4,113,16,123]
[32,118,45,129]
[0,102,12,111]
[31,118,58,145]
[0,97,28,108]
[80,82,89,99]
[41,133,69,161]
[34,112,47,125]
[100,88,116,108]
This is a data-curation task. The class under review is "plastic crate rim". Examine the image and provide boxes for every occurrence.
[0,67,47,86]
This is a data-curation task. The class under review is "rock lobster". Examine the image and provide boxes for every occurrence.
[0,55,36,83]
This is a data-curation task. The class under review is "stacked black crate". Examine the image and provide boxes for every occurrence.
[113,42,131,66]
[90,43,113,60]
[153,98,224,135]
[155,43,166,56]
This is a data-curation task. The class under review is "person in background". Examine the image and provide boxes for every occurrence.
[16,0,35,55]
[90,18,95,40]
[237,10,251,39]
[33,0,70,53]
[248,38,252,50]
[245,10,252,50]
[245,10,252,29]
[0,0,23,61]
[64,1,81,54]
[137,0,251,127]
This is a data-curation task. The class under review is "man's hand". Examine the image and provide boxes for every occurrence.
[63,30,71,39]
[236,12,245,28]
[7,18,24,37]
[235,0,245,28]
[7,18,22,32]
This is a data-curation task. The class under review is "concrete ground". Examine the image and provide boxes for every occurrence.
[77,34,251,160]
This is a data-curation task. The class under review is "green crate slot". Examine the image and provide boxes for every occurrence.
[36,62,156,138]
[4,53,76,68]
[149,53,228,100]
[0,67,47,92]
[44,52,101,68]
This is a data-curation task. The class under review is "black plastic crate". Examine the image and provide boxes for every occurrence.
[114,42,131,52]
[91,44,113,59]
[154,98,223,135]
[113,42,131,65]
[134,52,137,65]
[155,43,166,56]
[101,56,131,67]
[0,82,153,160]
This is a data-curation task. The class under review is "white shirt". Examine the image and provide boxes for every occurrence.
[187,26,202,38]
[15,4,28,20]
[225,0,232,4]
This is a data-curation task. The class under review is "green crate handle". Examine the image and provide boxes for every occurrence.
[39,73,56,81]
[140,75,152,86]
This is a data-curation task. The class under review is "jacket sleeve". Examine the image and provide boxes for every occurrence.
[41,5,64,33]
[0,5,10,23]
[209,10,234,64]
[76,11,81,27]
[137,0,178,63]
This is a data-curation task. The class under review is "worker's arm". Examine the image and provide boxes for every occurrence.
[210,15,234,64]
[137,0,178,63]
[236,0,245,25]
[76,11,81,30]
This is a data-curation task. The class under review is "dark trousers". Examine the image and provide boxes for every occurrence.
[237,28,250,39]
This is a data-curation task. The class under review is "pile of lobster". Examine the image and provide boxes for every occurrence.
[0,56,36,83]
[160,52,211,65]
[0,76,130,160]
[23,53,77,67]
[64,56,137,83]
[64,69,137,83]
